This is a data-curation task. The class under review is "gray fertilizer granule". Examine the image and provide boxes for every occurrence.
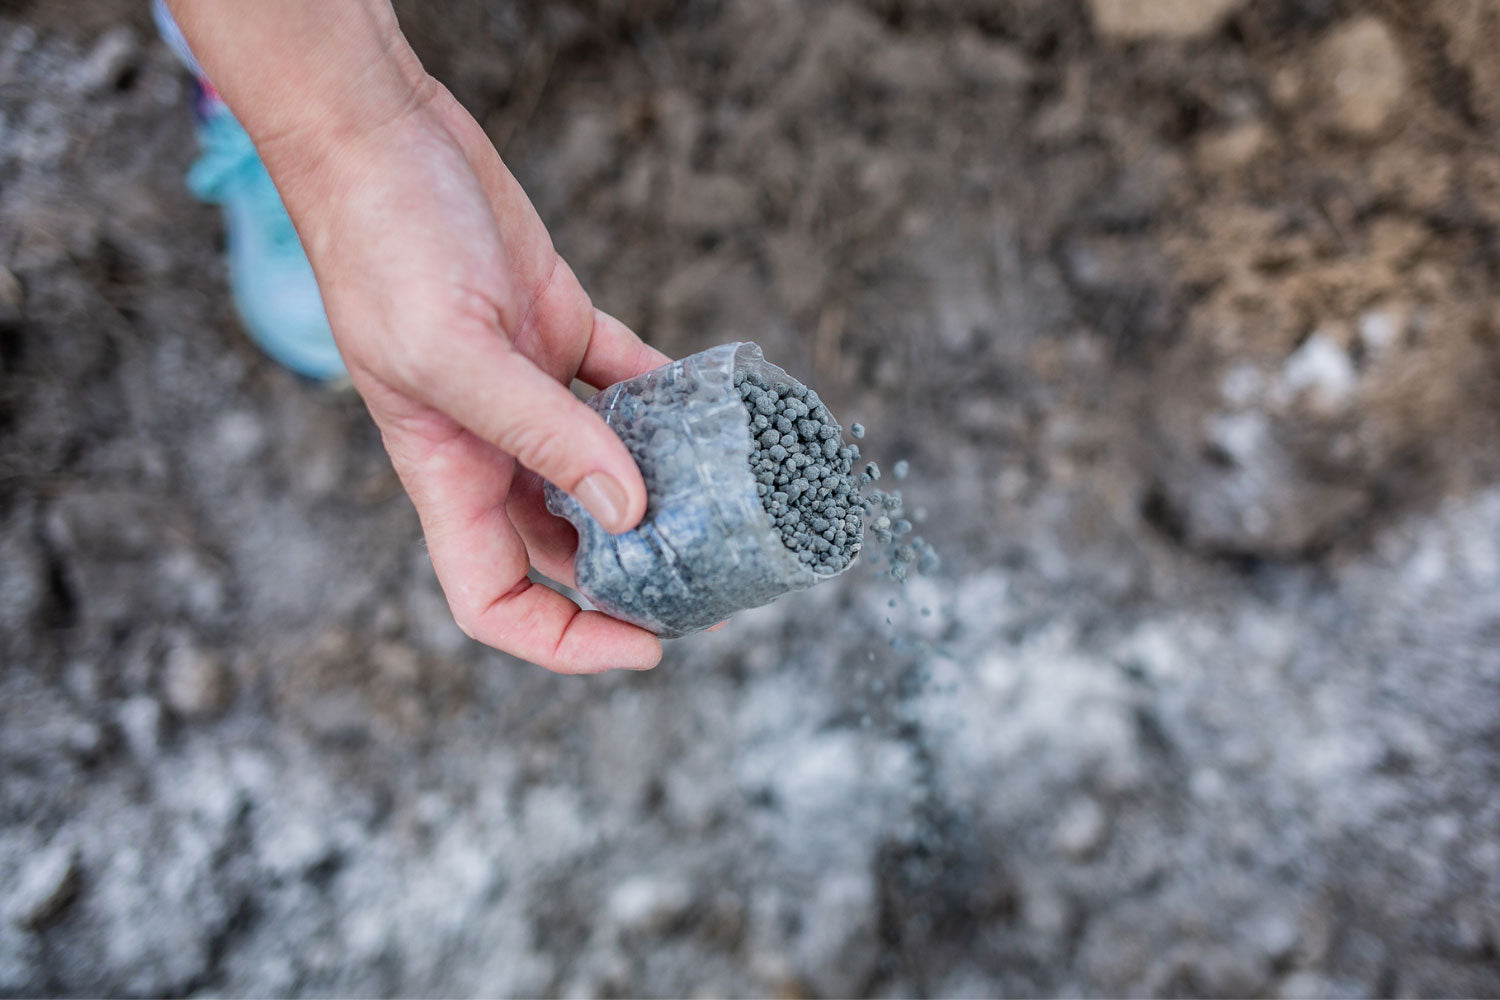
[863,486,941,582]
[736,370,865,574]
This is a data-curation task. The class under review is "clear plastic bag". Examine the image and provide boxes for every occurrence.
[545,342,853,637]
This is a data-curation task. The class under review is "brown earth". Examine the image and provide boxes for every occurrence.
[3,1,1499,996]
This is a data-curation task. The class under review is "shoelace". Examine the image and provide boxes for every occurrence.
[186,111,302,251]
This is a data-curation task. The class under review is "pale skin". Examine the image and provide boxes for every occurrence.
[166,0,668,672]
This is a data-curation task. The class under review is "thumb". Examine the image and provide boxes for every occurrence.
[404,330,646,533]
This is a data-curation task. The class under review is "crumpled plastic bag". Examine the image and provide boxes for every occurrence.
[545,342,854,637]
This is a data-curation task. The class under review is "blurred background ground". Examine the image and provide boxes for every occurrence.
[3,0,1500,995]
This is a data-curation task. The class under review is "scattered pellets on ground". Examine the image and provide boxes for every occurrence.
[737,370,865,573]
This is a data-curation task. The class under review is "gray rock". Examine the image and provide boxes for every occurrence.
[606,874,694,934]
[1251,911,1301,965]
[160,643,232,719]
[114,696,162,760]
[1052,796,1109,858]
[1274,331,1357,417]
[6,842,78,929]
[71,27,139,95]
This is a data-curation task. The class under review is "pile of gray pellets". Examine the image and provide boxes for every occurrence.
[737,370,865,573]
[737,372,940,582]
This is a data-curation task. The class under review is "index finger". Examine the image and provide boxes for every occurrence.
[578,308,671,390]
[369,390,662,674]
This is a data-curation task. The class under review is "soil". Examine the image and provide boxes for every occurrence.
[4,0,1500,995]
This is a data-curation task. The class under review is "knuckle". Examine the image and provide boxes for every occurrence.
[389,336,444,400]
[449,605,480,642]
[504,420,575,480]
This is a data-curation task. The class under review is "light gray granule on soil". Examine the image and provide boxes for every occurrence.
[737,370,865,573]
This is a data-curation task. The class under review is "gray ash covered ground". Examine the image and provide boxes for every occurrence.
[4,1,1500,997]
[738,369,864,574]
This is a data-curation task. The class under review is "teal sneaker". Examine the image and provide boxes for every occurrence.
[186,99,347,380]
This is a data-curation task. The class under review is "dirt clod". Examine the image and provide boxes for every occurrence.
[1086,0,1245,41]
[1315,16,1408,138]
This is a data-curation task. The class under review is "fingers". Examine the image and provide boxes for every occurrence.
[467,582,663,675]
[370,396,661,673]
[505,469,580,586]
[413,92,670,533]
[579,309,671,389]
[495,309,668,579]
[404,318,648,534]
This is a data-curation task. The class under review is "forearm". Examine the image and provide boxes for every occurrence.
[163,0,429,178]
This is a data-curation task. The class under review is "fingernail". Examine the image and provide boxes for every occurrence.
[575,472,629,532]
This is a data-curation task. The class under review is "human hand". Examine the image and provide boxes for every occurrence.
[169,1,668,672]
[303,87,671,673]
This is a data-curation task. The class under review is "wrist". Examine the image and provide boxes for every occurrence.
[166,1,431,190]
[252,68,436,219]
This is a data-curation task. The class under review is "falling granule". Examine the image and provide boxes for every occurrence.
[857,484,941,583]
[735,394,941,588]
